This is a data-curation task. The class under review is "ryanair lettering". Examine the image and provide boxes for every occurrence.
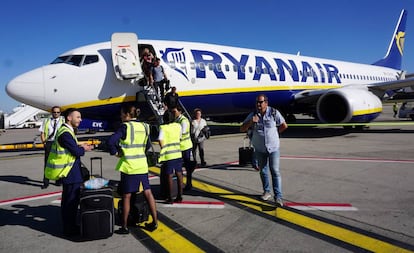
[161,48,341,83]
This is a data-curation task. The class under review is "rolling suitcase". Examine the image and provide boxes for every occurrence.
[239,137,253,166]
[118,191,150,225]
[80,157,114,240]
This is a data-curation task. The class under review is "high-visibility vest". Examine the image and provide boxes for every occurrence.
[44,126,77,180]
[158,123,182,163]
[177,115,193,151]
[116,122,149,175]
[43,116,64,140]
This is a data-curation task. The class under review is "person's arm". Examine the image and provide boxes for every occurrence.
[158,128,165,148]
[240,113,255,132]
[39,120,47,144]
[59,132,86,157]
[108,124,126,155]
[278,122,288,134]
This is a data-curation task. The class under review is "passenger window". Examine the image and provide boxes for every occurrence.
[199,62,205,71]
[208,63,213,71]
[216,63,222,72]
[233,65,237,72]
[190,62,195,69]
[225,64,230,72]
[83,55,99,66]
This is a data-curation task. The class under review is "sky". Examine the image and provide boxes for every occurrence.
[0,0,413,113]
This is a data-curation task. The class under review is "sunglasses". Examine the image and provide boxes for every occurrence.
[52,111,61,114]
[256,100,266,104]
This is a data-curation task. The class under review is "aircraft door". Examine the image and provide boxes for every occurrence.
[111,33,143,80]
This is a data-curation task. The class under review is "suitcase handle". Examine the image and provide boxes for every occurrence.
[243,136,252,148]
[90,156,103,177]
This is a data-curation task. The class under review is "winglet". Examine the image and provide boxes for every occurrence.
[373,9,407,70]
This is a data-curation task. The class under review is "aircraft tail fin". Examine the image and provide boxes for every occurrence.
[372,9,407,70]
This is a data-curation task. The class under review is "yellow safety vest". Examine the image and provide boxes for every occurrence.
[158,123,182,163]
[44,126,77,180]
[43,116,64,140]
[116,122,149,175]
[177,115,193,151]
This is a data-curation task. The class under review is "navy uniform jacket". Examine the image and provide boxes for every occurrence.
[58,125,85,184]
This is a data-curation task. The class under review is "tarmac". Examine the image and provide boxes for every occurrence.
[1,104,414,253]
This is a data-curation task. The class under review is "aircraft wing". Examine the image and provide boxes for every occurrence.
[294,77,414,105]
[368,77,414,95]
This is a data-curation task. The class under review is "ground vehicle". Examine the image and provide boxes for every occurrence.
[398,102,414,120]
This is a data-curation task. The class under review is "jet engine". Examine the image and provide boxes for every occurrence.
[316,88,382,123]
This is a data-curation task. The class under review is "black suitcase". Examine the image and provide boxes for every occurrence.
[239,137,253,166]
[118,191,150,225]
[80,157,114,240]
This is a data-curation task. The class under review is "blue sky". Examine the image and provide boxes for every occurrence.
[0,0,413,113]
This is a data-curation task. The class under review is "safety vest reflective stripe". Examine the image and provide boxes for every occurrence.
[44,126,77,180]
[43,117,64,139]
[159,123,182,162]
[116,122,149,175]
[123,154,147,159]
[177,115,193,151]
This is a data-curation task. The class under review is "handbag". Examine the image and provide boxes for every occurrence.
[80,162,90,182]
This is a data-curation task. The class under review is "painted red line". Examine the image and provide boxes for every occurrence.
[0,191,62,205]
[175,201,224,205]
[281,155,414,164]
[285,202,352,207]
[117,45,130,48]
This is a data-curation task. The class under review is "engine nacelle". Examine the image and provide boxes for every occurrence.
[316,88,382,123]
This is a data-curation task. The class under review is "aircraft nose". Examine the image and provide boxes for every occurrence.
[6,67,45,107]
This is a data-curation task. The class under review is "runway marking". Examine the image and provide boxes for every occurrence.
[285,202,358,211]
[160,200,225,209]
[130,213,223,252]
[0,191,61,206]
[149,166,414,253]
[282,155,414,164]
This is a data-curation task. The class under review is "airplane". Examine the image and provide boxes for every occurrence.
[5,9,414,131]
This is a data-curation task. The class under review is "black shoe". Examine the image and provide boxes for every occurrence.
[201,161,206,166]
[174,196,182,203]
[41,184,49,189]
[146,221,158,232]
[165,198,173,204]
[115,227,129,235]
[183,185,192,191]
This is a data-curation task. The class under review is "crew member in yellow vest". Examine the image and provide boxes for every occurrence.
[171,106,196,191]
[108,105,158,234]
[39,105,64,189]
[158,110,183,204]
[45,108,93,236]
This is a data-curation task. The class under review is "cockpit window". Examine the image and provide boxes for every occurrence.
[50,54,98,67]
[51,56,70,64]
[83,55,99,65]
[66,55,83,66]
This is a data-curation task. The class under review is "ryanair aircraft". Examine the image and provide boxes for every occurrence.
[5,9,414,128]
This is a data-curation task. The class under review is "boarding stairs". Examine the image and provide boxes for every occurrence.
[2,104,43,129]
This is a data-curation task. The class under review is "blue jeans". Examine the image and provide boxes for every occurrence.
[255,150,282,199]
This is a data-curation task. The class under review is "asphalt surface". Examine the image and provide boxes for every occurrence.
[1,104,414,253]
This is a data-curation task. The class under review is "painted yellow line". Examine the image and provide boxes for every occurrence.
[276,208,413,253]
[0,139,101,151]
[149,166,413,252]
[139,218,204,253]
[113,186,205,252]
